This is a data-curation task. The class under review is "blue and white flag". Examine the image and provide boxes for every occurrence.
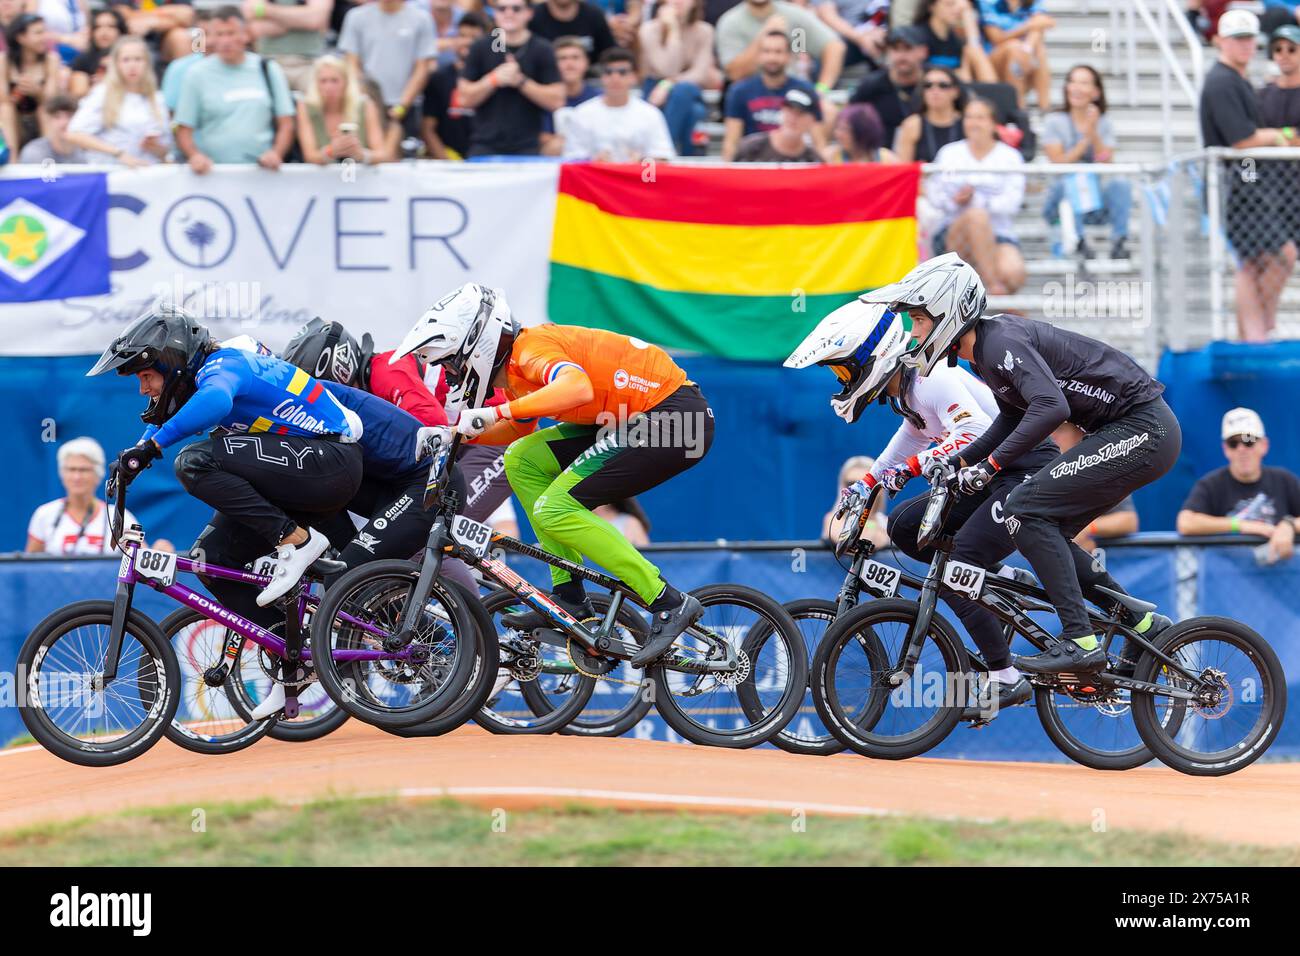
[0,173,110,303]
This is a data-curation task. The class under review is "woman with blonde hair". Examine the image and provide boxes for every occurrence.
[297,53,386,165]
[66,35,170,165]
[823,454,889,547]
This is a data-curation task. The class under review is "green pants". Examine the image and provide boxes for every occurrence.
[503,423,669,604]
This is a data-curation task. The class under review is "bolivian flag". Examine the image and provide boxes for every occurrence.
[547,163,920,362]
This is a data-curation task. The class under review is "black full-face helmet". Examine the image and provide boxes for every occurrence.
[280,317,375,389]
[88,304,213,426]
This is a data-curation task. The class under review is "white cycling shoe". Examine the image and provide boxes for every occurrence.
[255,528,330,607]
[250,683,285,721]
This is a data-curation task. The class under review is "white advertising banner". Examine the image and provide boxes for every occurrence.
[0,162,560,355]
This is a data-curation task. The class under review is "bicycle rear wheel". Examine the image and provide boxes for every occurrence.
[309,559,479,729]
[739,598,859,756]
[811,598,967,760]
[18,600,179,767]
[1131,617,1286,776]
[521,593,653,738]
[474,590,596,735]
[649,584,807,749]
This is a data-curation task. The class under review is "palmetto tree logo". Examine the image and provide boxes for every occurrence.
[184,219,217,267]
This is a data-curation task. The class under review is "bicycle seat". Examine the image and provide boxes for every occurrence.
[1093,586,1157,620]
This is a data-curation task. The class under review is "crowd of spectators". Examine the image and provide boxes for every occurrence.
[0,0,1063,170]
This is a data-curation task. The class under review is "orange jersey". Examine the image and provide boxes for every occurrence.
[504,325,688,424]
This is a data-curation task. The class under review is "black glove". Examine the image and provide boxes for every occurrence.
[115,441,161,489]
[955,459,999,496]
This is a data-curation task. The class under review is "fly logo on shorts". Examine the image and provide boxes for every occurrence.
[354,531,381,553]
[222,435,316,469]
[1049,433,1150,479]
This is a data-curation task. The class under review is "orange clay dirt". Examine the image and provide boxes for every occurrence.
[1,723,1296,846]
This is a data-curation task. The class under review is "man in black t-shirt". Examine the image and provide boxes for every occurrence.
[458,0,565,156]
[1199,9,1299,343]
[1178,407,1300,563]
[848,25,927,145]
[422,12,489,159]
[1260,25,1300,251]
[529,0,615,61]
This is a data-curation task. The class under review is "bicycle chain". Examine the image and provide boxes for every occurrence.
[566,635,645,687]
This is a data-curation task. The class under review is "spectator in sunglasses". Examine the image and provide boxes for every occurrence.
[457,0,563,156]
[563,46,675,160]
[894,64,966,162]
[1178,407,1300,563]
[1259,25,1300,283]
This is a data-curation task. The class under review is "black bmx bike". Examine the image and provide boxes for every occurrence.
[809,465,1287,777]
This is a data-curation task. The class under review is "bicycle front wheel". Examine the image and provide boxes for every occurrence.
[309,559,480,729]
[811,598,967,760]
[18,600,179,767]
[649,584,807,749]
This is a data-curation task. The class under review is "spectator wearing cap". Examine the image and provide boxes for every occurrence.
[26,437,171,555]
[734,86,822,161]
[1200,8,1298,343]
[457,0,564,157]
[638,0,721,157]
[716,0,845,90]
[539,35,600,155]
[823,101,895,161]
[338,0,435,131]
[847,25,927,147]
[563,47,676,161]
[1178,408,1300,564]
[1261,1,1300,39]
[929,95,1026,293]
[815,0,889,70]
[722,29,820,159]
[914,0,995,82]
[529,0,616,63]
[978,0,1055,110]
[17,93,86,162]
[173,7,295,171]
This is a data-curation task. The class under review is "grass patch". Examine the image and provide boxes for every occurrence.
[0,796,1293,866]
[3,734,35,749]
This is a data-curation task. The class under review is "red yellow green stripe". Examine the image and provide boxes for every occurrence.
[551,192,916,296]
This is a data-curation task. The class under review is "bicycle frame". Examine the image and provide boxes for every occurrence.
[836,474,1209,704]
[99,491,417,685]
[402,435,739,676]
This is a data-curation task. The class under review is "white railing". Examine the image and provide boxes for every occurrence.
[1124,0,1206,159]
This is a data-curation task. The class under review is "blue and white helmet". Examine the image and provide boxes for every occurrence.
[784,298,913,423]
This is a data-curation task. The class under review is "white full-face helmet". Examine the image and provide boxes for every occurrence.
[859,252,986,376]
[391,283,518,410]
[784,298,914,423]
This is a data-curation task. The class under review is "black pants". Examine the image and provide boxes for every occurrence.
[890,449,1055,670]
[179,432,363,628]
[176,433,363,546]
[1004,397,1182,639]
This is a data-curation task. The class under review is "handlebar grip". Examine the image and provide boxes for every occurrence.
[471,415,486,432]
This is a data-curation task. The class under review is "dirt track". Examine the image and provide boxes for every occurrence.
[2,723,1297,846]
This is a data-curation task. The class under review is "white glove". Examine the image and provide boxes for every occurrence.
[414,425,453,461]
[455,405,500,438]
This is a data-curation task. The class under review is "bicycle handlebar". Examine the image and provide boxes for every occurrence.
[833,480,883,560]
[916,469,951,553]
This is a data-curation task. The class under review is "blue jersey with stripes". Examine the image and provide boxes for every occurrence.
[321,381,424,482]
[146,347,359,449]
